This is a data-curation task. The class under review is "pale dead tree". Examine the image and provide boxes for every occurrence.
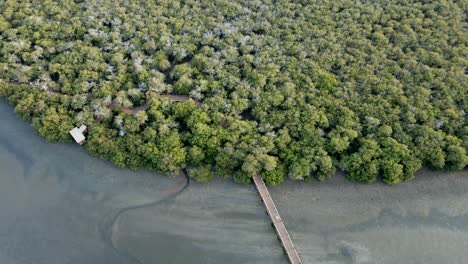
[15,65,32,83]
[31,46,44,62]
[365,116,380,127]
[11,40,30,51]
[59,41,75,52]
[106,65,115,75]
[239,35,251,46]
[319,129,326,137]
[159,33,173,47]
[102,95,112,107]
[171,47,188,61]
[82,81,95,92]
[221,46,239,63]
[29,79,40,87]
[190,86,204,101]
[214,22,239,37]
[114,91,133,108]
[133,56,143,72]
[201,31,215,45]
[137,82,147,91]
[41,82,49,92]
[203,56,223,75]
[114,114,124,128]
[258,123,273,133]
[6,54,19,64]
[148,71,167,93]
[266,131,277,138]
[435,119,444,129]
[75,111,87,124]
[135,111,148,125]
[94,105,112,120]
[127,88,142,99]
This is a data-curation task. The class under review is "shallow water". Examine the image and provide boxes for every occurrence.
[0,99,467,264]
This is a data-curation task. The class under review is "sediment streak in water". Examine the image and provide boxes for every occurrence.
[102,169,191,264]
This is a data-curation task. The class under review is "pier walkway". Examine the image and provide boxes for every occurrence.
[252,175,302,264]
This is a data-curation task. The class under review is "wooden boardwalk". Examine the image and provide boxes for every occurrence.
[252,175,302,264]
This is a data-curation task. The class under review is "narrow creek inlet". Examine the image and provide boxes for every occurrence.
[1,98,468,264]
[102,170,190,264]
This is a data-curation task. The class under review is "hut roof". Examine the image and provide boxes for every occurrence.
[70,125,86,143]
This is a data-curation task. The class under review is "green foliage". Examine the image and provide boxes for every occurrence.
[32,107,74,142]
[288,158,311,180]
[233,170,252,184]
[313,154,335,182]
[0,0,466,185]
[342,139,382,183]
[153,130,187,174]
[446,145,467,171]
[189,165,214,183]
[317,70,338,94]
[85,125,119,162]
[0,15,11,32]
[261,164,286,186]
[381,160,404,185]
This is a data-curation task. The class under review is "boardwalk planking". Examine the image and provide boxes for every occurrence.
[252,175,302,264]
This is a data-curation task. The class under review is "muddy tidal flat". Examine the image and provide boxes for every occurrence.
[0,99,467,264]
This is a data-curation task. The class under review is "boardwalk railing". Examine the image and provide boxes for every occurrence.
[252,175,302,264]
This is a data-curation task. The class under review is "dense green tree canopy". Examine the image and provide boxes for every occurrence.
[0,0,466,185]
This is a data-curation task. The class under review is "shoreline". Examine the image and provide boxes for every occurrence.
[1,98,468,264]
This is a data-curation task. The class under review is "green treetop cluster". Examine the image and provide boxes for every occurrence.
[0,0,466,185]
